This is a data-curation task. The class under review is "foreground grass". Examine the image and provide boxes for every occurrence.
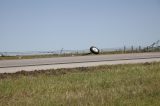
[0,62,160,106]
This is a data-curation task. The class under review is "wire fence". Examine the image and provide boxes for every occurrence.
[0,45,160,57]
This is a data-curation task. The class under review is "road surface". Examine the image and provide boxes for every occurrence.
[0,52,160,73]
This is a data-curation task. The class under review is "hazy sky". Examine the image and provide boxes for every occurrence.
[0,0,160,52]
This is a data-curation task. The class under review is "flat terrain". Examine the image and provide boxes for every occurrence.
[0,52,160,73]
[1,52,160,68]
[0,62,160,106]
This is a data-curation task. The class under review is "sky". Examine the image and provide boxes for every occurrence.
[0,0,160,52]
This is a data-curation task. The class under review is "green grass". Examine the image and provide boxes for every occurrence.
[0,62,160,106]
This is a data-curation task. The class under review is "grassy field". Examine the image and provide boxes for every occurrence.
[0,62,160,106]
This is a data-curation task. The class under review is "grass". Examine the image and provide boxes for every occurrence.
[1,50,160,60]
[0,62,160,106]
[0,53,93,60]
[0,54,71,60]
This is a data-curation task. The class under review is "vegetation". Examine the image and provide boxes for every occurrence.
[0,62,160,106]
[0,48,160,60]
[0,53,81,60]
[0,53,93,60]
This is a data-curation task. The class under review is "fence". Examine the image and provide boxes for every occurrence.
[0,46,160,57]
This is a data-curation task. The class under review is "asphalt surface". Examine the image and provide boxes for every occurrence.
[0,52,160,73]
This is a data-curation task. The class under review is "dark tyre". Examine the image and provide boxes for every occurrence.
[90,46,100,54]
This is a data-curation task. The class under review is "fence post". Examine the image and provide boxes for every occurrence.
[76,51,78,55]
[131,46,134,53]
[147,46,149,52]
[123,46,126,53]
[139,46,141,52]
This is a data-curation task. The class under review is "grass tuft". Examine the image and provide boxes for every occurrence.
[0,62,160,106]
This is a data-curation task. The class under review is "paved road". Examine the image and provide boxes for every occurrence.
[0,52,160,73]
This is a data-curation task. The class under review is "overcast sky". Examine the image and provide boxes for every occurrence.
[0,0,160,52]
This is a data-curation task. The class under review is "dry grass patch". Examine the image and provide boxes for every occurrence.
[0,62,160,106]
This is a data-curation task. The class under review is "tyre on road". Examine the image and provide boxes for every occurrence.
[90,46,100,54]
